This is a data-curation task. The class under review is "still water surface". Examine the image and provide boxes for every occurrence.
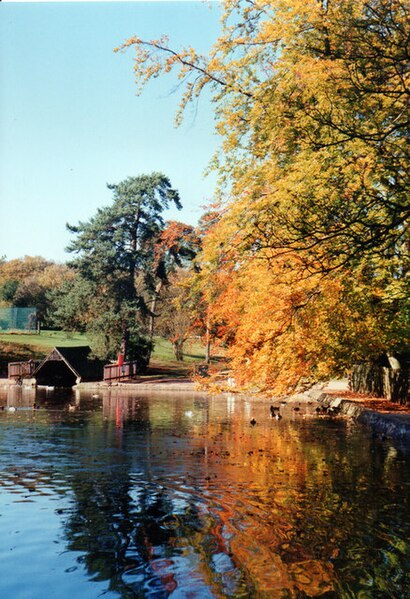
[0,386,408,598]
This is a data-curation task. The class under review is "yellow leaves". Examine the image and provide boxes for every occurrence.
[36,263,76,288]
[0,256,73,287]
[117,0,409,391]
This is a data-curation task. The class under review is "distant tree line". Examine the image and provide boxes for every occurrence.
[0,256,75,327]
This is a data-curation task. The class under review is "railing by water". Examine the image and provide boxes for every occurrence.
[8,360,39,381]
[103,361,139,383]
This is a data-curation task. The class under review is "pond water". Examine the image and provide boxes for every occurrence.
[0,386,408,598]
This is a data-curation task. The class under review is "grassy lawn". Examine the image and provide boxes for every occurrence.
[0,330,89,349]
[151,337,210,363]
[0,331,225,378]
[146,337,225,379]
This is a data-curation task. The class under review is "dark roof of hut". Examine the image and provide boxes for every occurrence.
[52,346,91,377]
[33,346,103,385]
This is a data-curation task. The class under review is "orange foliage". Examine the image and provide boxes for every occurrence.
[197,208,399,394]
[121,0,409,392]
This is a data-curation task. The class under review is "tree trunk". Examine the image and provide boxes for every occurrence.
[145,280,164,364]
[205,317,211,364]
[148,280,164,343]
[173,339,184,362]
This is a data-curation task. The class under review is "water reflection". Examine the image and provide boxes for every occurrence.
[0,386,409,598]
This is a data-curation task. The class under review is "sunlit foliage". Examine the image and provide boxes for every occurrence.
[120,0,409,390]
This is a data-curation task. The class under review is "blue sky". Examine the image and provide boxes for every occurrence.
[0,1,222,263]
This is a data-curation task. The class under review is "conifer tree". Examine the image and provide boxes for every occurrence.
[66,173,182,363]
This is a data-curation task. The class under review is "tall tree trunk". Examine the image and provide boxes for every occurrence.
[149,280,164,342]
[205,317,211,364]
[147,280,164,363]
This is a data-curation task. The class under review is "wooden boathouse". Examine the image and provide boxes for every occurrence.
[9,346,104,387]
[8,347,141,386]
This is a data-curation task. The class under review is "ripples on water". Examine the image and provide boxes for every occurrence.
[0,386,408,598]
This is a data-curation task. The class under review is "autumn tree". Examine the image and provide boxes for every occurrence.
[118,0,409,391]
[186,208,226,363]
[149,220,200,344]
[0,256,51,286]
[154,270,194,361]
[119,0,408,269]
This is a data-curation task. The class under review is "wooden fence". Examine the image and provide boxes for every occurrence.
[103,361,139,383]
[8,360,39,381]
